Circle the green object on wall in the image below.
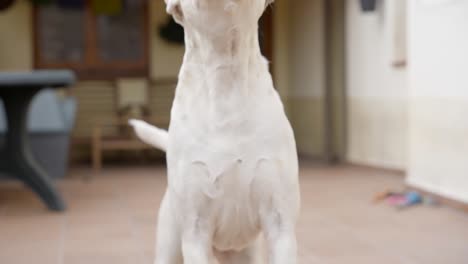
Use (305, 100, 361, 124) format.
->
(91, 0, 122, 16)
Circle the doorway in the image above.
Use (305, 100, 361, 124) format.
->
(282, 0, 346, 162)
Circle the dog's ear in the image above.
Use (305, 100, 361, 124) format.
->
(166, 0, 184, 25)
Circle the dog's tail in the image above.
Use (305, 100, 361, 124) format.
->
(128, 119, 168, 152)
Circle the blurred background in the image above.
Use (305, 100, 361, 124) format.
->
(0, 0, 467, 263)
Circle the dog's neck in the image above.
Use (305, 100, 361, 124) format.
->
(178, 24, 268, 97)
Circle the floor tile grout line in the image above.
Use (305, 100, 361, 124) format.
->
(313, 212, 419, 264)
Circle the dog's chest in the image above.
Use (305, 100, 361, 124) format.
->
(208, 159, 263, 252)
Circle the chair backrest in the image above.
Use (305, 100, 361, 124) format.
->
(116, 78, 150, 124)
(116, 78, 148, 110)
(0, 89, 75, 133)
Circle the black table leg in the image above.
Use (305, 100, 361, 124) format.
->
(2, 90, 66, 211)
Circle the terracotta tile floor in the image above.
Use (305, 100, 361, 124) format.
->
(0, 164, 467, 264)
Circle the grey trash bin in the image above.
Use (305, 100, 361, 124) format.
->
(0, 89, 77, 179)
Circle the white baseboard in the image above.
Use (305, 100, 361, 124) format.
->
(406, 177, 468, 204)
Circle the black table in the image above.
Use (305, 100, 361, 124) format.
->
(0, 70, 75, 211)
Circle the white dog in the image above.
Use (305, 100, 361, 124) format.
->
(129, 0, 300, 263)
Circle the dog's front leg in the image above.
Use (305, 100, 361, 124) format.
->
(262, 213, 297, 264)
(255, 159, 300, 264)
(154, 191, 183, 264)
(181, 217, 215, 264)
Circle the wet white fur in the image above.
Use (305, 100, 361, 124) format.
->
(129, 0, 300, 263)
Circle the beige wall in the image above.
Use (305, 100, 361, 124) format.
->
(406, 0, 468, 203)
(0, 0, 33, 71)
(345, 0, 408, 170)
